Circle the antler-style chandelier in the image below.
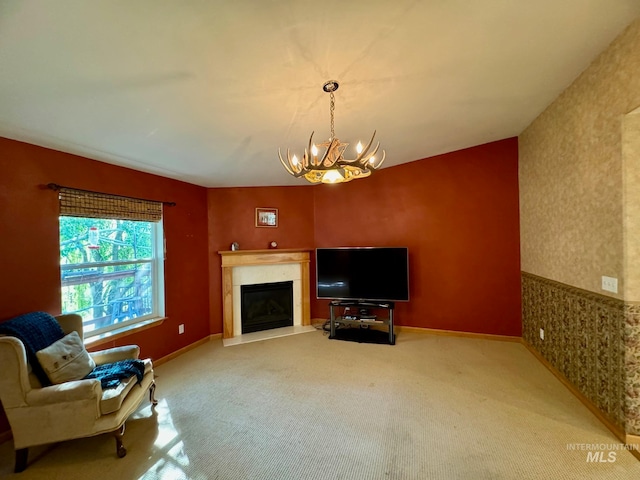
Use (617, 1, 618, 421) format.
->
(279, 80, 385, 184)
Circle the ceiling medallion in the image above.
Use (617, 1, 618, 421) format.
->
(279, 80, 385, 184)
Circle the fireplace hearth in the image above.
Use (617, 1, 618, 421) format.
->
(241, 281, 293, 334)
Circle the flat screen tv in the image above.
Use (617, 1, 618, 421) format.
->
(316, 247, 409, 302)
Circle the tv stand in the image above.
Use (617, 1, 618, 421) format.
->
(329, 300, 395, 345)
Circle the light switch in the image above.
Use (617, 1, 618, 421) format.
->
(601, 276, 618, 293)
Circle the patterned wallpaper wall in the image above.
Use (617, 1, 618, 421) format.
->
(519, 19, 640, 299)
(521, 273, 626, 431)
(519, 19, 640, 436)
(522, 273, 640, 435)
(623, 111, 640, 301)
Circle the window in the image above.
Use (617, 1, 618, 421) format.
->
(59, 216, 165, 336)
(52, 185, 167, 337)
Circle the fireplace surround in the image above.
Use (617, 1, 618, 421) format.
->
(218, 249, 311, 339)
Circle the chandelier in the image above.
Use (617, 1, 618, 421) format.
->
(279, 80, 385, 184)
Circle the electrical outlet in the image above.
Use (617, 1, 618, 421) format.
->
(179, 324, 185, 334)
(540, 328, 544, 340)
(602, 276, 618, 293)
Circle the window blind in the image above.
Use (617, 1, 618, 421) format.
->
(57, 187, 163, 222)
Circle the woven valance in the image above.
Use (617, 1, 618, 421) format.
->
(57, 187, 163, 222)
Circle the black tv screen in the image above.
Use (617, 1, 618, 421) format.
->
(316, 247, 409, 302)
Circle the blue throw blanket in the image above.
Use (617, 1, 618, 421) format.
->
(85, 359, 146, 390)
(0, 311, 65, 386)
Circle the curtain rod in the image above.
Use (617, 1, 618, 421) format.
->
(47, 183, 177, 207)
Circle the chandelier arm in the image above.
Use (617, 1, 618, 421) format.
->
(303, 149, 311, 170)
(280, 148, 308, 177)
(317, 138, 337, 168)
(357, 142, 381, 167)
(353, 130, 377, 163)
(307, 132, 316, 167)
(278, 149, 296, 175)
(288, 148, 303, 175)
(373, 150, 386, 169)
(361, 148, 385, 172)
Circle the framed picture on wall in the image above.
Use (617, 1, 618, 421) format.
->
(255, 208, 278, 227)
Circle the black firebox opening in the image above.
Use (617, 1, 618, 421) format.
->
(241, 281, 293, 334)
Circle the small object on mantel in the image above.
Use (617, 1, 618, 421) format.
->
(269, 241, 278, 249)
(230, 242, 239, 251)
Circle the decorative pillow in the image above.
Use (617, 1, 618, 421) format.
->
(36, 331, 96, 384)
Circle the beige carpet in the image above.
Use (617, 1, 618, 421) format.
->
(1, 329, 639, 479)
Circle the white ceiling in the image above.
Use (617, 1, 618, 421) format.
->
(1, 1, 639, 188)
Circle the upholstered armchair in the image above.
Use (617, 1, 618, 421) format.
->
(0, 313, 157, 472)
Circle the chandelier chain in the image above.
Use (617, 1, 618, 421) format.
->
(329, 91, 335, 140)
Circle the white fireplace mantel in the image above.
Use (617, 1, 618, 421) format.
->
(218, 249, 311, 339)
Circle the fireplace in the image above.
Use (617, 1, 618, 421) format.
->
(241, 281, 293, 334)
(218, 249, 311, 339)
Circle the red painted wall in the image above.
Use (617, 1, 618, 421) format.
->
(204, 138, 521, 337)
(312, 138, 522, 336)
(0, 135, 521, 438)
(0, 137, 211, 354)
(0, 137, 210, 433)
(207, 186, 316, 334)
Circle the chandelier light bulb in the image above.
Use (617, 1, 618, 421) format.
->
(356, 141, 363, 154)
(322, 169, 344, 183)
(311, 144, 318, 156)
(292, 154, 299, 166)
